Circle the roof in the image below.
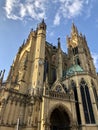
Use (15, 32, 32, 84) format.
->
(64, 64, 84, 76)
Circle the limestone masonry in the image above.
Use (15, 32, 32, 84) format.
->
(0, 20, 98, 130)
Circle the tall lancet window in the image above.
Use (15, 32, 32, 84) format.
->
(43, 59, 48, 81)
(91, 80, 98, 109)
(71, 80, 81, 124)
(80, 79, 95, 124)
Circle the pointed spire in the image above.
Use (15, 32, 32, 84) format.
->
(22, 39, 25, 46)
(84, 35, 86, 40)
(58, 37, 61, 48)
(23, 39, 25, 44)
(2, 69, 5, 80)
(72, 23, 76, 33)
(0, 70, 2, 77)
(80, 32, 82, 37)
(0, 69, 5, 83)
(38, 19, 47, 30)
(71, 22, 78, 35)
(42, 18, 45, 24)
(31, 28, 33, 32)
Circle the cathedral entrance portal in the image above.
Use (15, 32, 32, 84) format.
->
(50, 106, 70, 130)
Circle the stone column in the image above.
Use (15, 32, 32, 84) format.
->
(13, 101, 20, 124)
(8, 101, 16, 124)
(0, 101, 6, 124)
(24, 104, 28, 125)
(89, 86, 98, 123)
(77, 86, 86, 130)
(3, 100, 11, 124)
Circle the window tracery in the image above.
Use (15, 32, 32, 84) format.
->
(55, 85, 62, 92)
(71, 80, 81, 124)
(80, 79, 95, 124)
(91, 80, 98, 109)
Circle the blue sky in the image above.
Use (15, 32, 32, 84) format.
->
(0, 0, 98, 80)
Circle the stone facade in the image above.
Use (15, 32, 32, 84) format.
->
(0, 20, 98, 130)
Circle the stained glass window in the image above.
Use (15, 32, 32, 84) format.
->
(71, 80, 81, 124)
(80, 79, 95, 124)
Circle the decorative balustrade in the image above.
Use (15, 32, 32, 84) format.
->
(45, 90, 73, 100)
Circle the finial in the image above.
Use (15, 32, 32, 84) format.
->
(80, 32, 82, 36)
(31, 28, 33, 32)
(72, 23, 75, 33)
(0, 69, 5, 81)
(42, 18, 45, 23)
(37, 19, 47, 30)
(22, 39, 25, 46)
(71, 22, 78, 35)
(83, 35, 86, 40)
(58, 37, 60, 42)
(58, 37, 61, 48)
(0, 70, 2, 77)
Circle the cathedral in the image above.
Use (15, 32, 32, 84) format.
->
(0, 20, 98, 130)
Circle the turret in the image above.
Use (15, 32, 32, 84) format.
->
(57, 38, 63, 80)
(71, 23, 78, 36)
(67, 23, 96, 75)
(30, 20, 47, 94)
(37, 19, 46, 31)
(67, 23, 79, 49)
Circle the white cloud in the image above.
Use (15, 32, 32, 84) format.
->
(20, 4, 26, 18)
(4, 0, 22, 20)
(50, 31, 54, 36)
(4, 0, 47, 20)
(4, 0, 95, 24)
(54, 13, 60, 25)
(53, 0, 94, 25)
(92, 52, 98, 70)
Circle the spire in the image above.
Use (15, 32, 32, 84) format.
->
(2, 69, 5, 79)
(23, 39, 25, 45)
(42, 18, 45, 24)
(0, 69, 5, 83)
(57, 37, 62, 80)
(0, 70, 2, 77)
(58, 37, 61, 48)
(71, 22, 78, 35)
(72, 23, 75, 33)
(38, 19, 47, 30)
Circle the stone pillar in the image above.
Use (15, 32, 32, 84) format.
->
(13, 101, 20, 124)
(3, 100, 11, 124)
(24, 104, 28, 125)
(0, 101, 5, 124)
(89, 86, 98, 124)
(38, 102, 41, 130)
(8, 101, 16, 124)
(77, 86, 85, 123)
(40, 97, 45, 130)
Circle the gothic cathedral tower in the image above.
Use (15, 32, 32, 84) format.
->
(0, 20, 98, 130)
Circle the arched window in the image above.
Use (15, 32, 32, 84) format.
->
(80, 79, 95, 124)
(43, 59, 48, 81)
(76, 57, 80, 66)
(71, 80, 81, 125)
(91, 81, 98, 109)
(51, 68, 56, 84)
(72, 47, 78, 55)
